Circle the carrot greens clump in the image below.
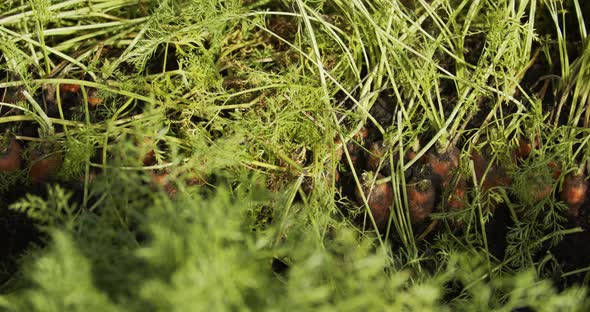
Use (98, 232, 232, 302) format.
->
(0, 0, 589, 310)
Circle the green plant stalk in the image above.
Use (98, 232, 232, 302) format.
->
(0, 25, 98, 81)
(21, 89, 54, 137)
(468, 158, 491, 272)
(395, 111, 416, 252)
(273, 174, 305, 247)
(0, 78, 154, 104)
(34, 13, 51, 75)
(0, 0, 143, 25)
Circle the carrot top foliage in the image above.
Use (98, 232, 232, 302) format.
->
(0, 0, 589, 310)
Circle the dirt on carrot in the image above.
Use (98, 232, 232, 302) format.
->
(407, 178, 435, 224)
(355, 173, 393, 231)
(561, 172, 588, 218)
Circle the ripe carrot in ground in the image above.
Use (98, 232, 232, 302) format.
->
(59, 84, 103, 106)
(355, 173, 393, 231)
(138, 137, 157, 166)
(428, 146, 459, 188)
(367, 141, 386, 171)
(513, 135, 541, 161)
(530, 182, 553, 203)
(346, 141, 363, 167)
(347, 127, 368, 166)
(354, 126, 368, 140)
(333, 137, 344, 161)
(59, 83, 81, 93)
(87, 89, 103, 107)
(88, 96, 103, 107)
(143, 150, 156, 166)
(511, 163, 555, 207)
(517, 137, 532, 159)
(150, 171, 178, 196)
(471, 150, 511, 190)
(560, 173, 588, 218)
(470, 149, 512, 214)
(548, 161, 562, 180)
(447, 180, 467, 211)
(0, 136, 22, 172)
(29, 151, 63, 184)
(407, 179, 435, 223)
(334, 127, 367, 169)
(445, 179, 468, 227)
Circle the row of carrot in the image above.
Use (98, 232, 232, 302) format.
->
(337, 129, 588, 232)
(0, 136, 62, 184)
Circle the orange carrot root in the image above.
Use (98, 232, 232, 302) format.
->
(29, 152, 63, 184)
(428, 146, 459, 188)
(561, 173, 588, 218)
(0, 137, 22, 172)
(448, 181, 466, 211)
(407, 179, 435, 223)
(355, 173, 393, 231)
(367, 141, 386, 171)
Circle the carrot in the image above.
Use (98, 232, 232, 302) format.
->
(354, 126, 368, 140)
(470, 149, 511, 214)
(517, 137, 532, 159)
(88, 96, 103, 107)
(548, 161, 562, 180)
(560, 172, 588, 218)
(514, 134, 542, 161)
(406, 150, 417, 161)
(59, 83, 81, 93)
(407, 179, 435, 223)
(530, 182, 552, 203)
(511, 161, 554, 206)
(447, 180, 466, 211)
(347, 127, 368, 167)
(346, 141, 363, 168)
(355, 173, 393, 231)
(0, 136, 22, 172)
(367, 141, 386, 171)
(139, 137, 157, 166)
(29, 151, 63, 184)
(428, 146, 459, 188)
(143, 150, 156, 166)
(471, 149, 511, 190)
(444, 179, 468, 227)
(334, 127, 368, 169)
(150, 171, 178, 196)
